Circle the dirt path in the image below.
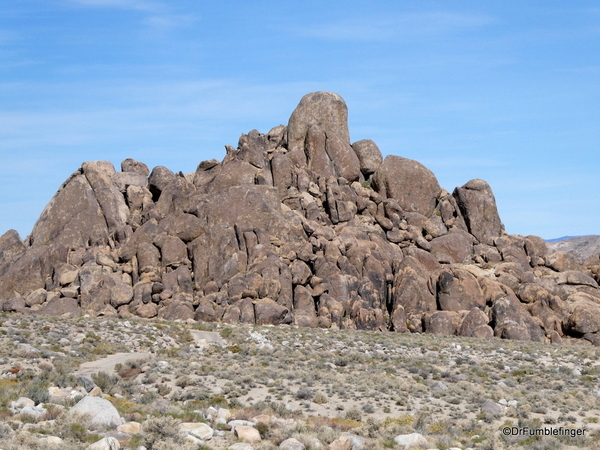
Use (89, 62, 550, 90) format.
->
(74, 331, 223, 378)
(190, 330, 225, 347)
(76, 352, 154, 378)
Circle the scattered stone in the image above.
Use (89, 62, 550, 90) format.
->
(39, 436, 65, 446)
(86, 436, 121, 450)
(229, 444, 255, 450)
(20, 405, 47, 419)
(10, 397, 34, 409)
(393, 433, 428, 449)
(77, 376, 96, 393)
(480, 399, 503, 417)
(341, 433, 366, 450)
(70, 396, 123, 429)
(235, 425, 261, 443)
(329, 436, 353, 450)
(280, 437, 306, 450)
(228, 419, 256, 429)
(180, 422, 214, 440)
(118, 421, 142, 434)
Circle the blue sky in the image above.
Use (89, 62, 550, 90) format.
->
(1, 1, 599, 240)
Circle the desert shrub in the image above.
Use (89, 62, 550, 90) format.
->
(157, 384, 172, 396)
(266, 401, 294, 418)
(120, 379, 140, 396)
(344, 408, 362, 422)
(380, 415, 415, 438)
(295, 387, 314, 400)
(220, 327, 233, 339)
(227, 344, 243, 353)
(43, 404, 63, 420)
(255, 421, 270, 438)
(112, 397, 144, 416)
(24, 380, 50, 405)
(382, 437, 396, 448)
(139, 392, 159, 405)
(91, 342, 117, 355)
(91, 371, 119, 394)
(40, 361, 77, 388)
(362, 403, 375, 414)
(316, 425, 338, 444)
(328, 418, 362, 431)
(413, 411, 430, 432)
(11, 431, 82, 450)
(0, 422, 14, 440)
(313, 392, 328, 404)
(142, 371, 158, 384)
(175, 375, 191, 388)
(0, 379, 20, 406)
(334, 357, 348, 367)
(142, 416, 184, 449)
(53, 411, 93, 442)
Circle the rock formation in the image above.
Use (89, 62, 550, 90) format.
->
(2, 91, 600, 346)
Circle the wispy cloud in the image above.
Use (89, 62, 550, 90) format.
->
(65, 0, 197, 32)
(67, 0, 162, 12)
(291, 11, 495, 42)
(143, 14, 196, 30)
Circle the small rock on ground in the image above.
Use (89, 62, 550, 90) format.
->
(228, 444, 255, 450)
(393, 432, 428, 449)
(279, 437, 306, 450)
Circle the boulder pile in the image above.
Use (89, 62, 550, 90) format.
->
(2, 91, 600, 345)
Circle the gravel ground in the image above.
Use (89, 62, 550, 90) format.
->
(1, 312, 599, 449)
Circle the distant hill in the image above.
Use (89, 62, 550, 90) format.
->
(546, 235, 600, 262)
(545, 235, 593, 243)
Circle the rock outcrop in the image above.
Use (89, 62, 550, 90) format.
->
(2, 91, 600, 346)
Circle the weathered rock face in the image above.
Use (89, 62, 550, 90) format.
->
(373, 155, 441, 217)
(2, 91, 599, 346)
(453, 179, 503, 245)
(0, 230, 26, 278)
(436, 267, 485, 312)
(351, 139, 383, 176)
(392, 256, 436, 315)
(287, 91, 350, 153)
(29, 171, 109, 249)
